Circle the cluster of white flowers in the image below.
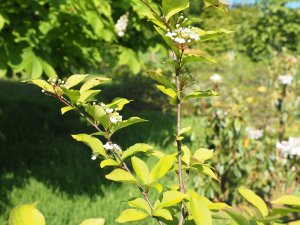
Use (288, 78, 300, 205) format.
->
(210, 74, 222, 83)
(100, 103, 123, 124)
(115, 13, 128, 37)
(165, 25, 200, 45)
(276, 137, 300, 157)
(278, 74, 293, 86)
(104, 142, 122, 152)
(246, 127, 264, 140)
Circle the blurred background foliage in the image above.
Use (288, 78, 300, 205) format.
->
(0, 0, 299, 224)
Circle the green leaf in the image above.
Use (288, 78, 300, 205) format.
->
(79, 218, 105, 225)
(182, 54, 216, 66)
(128, 198, 151, 215)
(105, 169, 137, 183)
(72, 134, 107, 159)
(153, 208, 173, 221)
(183, 90, 218, 101)
(162, 0, 190, 21)
(118, 47, 141, 75)
(131, 157, 150, 185)
(107, 98, 131, 111)
(190, 195, 212, 225)
(61, 106, 74, 115)
(80, 76, 110, 93)
(41, 60, 57, 78)
(224, 209, 249, 225)
(22, 49, 43, 79)
(78, 90, 101, 103)
(156, 85, 177, 98)
(192, 148, 214, 163)
(271, 195, 300, 206)
(0, 59, 7, 77)
(148, 71, 176, 90)
(9, 202, 45, 225)
(151, 183, 163, 193)
(197, 28, 234, 42)
(238, 188, 269, 217)
(65, 74, 88, 89)
(85, 105, 109, 129)
(182, 145, 191, 166)
(122, 143, 154, 160)
(112, 117, 147, 134)
(150, 154, 175, 182)
(62, 88, 80, 105)
(100, 159, 119, 168)
(0, 14, 5, 31)
(160, 191, 187, 208)
(115, 209, 148, 223)
(191, 164, 219, 180)
(24, 79, 54, 93)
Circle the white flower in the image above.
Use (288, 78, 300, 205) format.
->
(109, 113, 122, 123)
(174, 37, 186, 44)
(105, 108, 114, 114)
(165, 25, 200, 45)
(104, 142, 114, 150)
(210, 74, 222, 83)
(100, 102, 106, 107)
(115, 13, 129, 37)
(246, 127, 264, 140)
(278, 74, 293, 85)
(91, 154, 98, 160)
(113, 144, 122, 152)
(276, 137, 300, 157)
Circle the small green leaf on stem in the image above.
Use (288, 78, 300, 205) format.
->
(115, 209, 149, 223)
(105, 169, 137, 183)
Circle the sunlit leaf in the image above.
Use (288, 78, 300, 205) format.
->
(79, 218, 105, 225)
(190, 195, 212, 225)
(121, 143, 154, 160)
(153, 208, 173, 221)
(9, 202, 45, 225)
(115, 209, 148, 223)
(272, 195, 300, 207)
(105, 169, 137, 183)
(238, 188, 268, 217)
(183, 90, 218, 101)
(72, 134, 107, 158)
(100, 159, 119, 168)
(131, 157, 150, 185)
(160, 191, 187, 208)
(150, 154, 175, 182)
(65, 74, 88, 89)
(128, 198, 151, 215)
(162, 0, 189, 21)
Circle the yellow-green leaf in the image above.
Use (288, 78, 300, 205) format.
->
(24, 79, 54, 93)
(79, 218, 105, 225)
(100, 159, 119, 168)
(128, 198, 151, 215)
(121, 143, 153, 160)
(65, 74, 88, 89)
(192, 148, 214, 163)
(131, 157, 150, 185)
(150, 154, 175, 182)
(190, 196, 212, 225)
(105, 169, 137, 183)
(9, 202, 45, 225)
(61, 106, 74, 115)
(238, 188, 268, 217)
(271, 195, 300, 206)
(79, 76, 110, 93)
(162, 0, 189, 21)
(160, 191, 187, 208)
(115, 209, 148, 223)
(155, 85, 177, 98)
(72, 134, 107, 158)
(153, 208, 173, 221)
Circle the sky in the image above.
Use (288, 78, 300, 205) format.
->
(228, 0, 300, 8)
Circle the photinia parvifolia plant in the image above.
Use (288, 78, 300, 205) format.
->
(9, 0, 300, 225)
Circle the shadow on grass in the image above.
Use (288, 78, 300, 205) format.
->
(0, 78, 175, 212)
